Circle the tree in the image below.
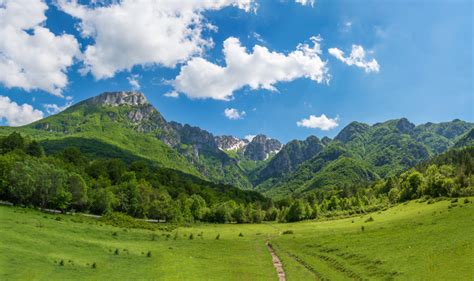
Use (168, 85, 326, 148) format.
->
(62, 147, 86, 166)
(400, 170, 425, 201)
(26, 141, 44, 157)
(1, 132, 24, 153)
(388, 188, 400, 203)
(189, 194, 206, 220)
(90, 187, 116, 214)
(68, 173, 89, 211)
(286, 200, 306, 222)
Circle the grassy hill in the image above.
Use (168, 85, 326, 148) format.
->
(1, 198, 472, 280)
(257, 118, 473, 198)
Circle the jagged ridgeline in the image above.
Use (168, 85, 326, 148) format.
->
(0, 91, 282, 190)
(0, 91, 472, 200)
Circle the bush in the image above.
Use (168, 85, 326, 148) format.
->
(114, 248, 119, 255)
(59, 260, 64, 266)
(91, 262, 96, 269)
(282, 230, 294, 235)
(189, 234, 194, 240)
(147, 251, 152, 257)
(215, 234, 220, 240)
(464, 198, 470, 204)
(361, 226, 365, 231)
(365, 216, 374, 222)
(238, 232, 244, 237)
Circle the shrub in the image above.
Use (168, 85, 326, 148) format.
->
(361, 226, 365, 231)
(451, 198, 458, 203)
(464, 198, 470, 204)
(147, 251, 152, 258)
(91, 262, 96, 269)
(215, 234, 220, 240)
(282, 230, 294, 235)
(365, 216, 374, 222)
(55, 217, 62, 221)
(114, 248, 119, 255)
(59, 260, 64, 266)
(189, 234, 194, 240)
(112, 232, 118, 237)
(238, 232, 244, 237)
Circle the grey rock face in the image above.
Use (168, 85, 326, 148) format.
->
(86, 91, 148, 107)
(255, 135, 324, 184)
(215, 135, 249, 151)
(244, 134, 282, 161)
(170, 122, 218, 150)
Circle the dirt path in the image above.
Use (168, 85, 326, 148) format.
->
(266, 241, 286, 281)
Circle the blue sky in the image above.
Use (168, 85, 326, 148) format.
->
(0, 0, 472, 143)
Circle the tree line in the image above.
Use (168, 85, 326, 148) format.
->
(0, 132, 472, 224)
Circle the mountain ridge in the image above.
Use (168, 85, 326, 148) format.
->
(0, 90, 472, 198)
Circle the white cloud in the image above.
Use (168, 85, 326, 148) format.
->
(127, 74, 140, 90)
(57, 0, 256, 80)
(328, 45, 380, 73)
(0, 0, 80, 96)
(244, 135, 256, 142)
(297, 114, 338, 130)
(295, 0, 315, 7)
(224, 108, 246, 120)
(164, 91, 179, 98)
(0, 95, 44, 126)
(173, 36, 329, 100)
(43, 101, 72, 115)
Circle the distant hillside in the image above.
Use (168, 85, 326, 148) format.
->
(257, 118, 473, 199)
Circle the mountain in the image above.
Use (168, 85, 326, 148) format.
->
(253, 135, 324, 185)
(215, 135, 249, 151)
(256, 118, 473, 199)
(0, 91, 471, 199)
(454, 128, 474, 148)
(0, 91, 256, 188)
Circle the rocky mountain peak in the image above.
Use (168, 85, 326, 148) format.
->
(86, 91, 148, 107)
(244, 134, 282, 161)
(395, 118, 415, 134)
(215, 135, 249, 151)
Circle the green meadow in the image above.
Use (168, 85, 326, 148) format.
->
(1, 198, 473, 281)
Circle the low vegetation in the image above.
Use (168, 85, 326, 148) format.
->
(0, 198, 472, 280)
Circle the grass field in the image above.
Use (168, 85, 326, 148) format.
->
(1, 198, 473, 280)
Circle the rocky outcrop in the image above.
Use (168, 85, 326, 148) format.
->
(85, 91, 148, 107)
(244, 134, 282, 161)
(215, 135, 249, 151)
(255, 135, 324, 184)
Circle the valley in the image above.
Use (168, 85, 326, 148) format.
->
(1, 198, 472, 280)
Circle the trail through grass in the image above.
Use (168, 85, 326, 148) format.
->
(1, 198, 473, 280)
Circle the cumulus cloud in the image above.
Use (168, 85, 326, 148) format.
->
(328, 45, 380, 73)
(173, 36, 329, 100)
(43, 101, 73, 115)
(297, 114, 338, 130)
(57, 0, 256, 80)
(164, 91, 179, 98)
(127, 74, 140, 90)
(224, 108, 246, 120)
(295, 0, 315, 6)
(0, 0, 80, 96)
(0, 96, 44, 126)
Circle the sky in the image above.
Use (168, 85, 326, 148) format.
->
(0, 0, 472, 143)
